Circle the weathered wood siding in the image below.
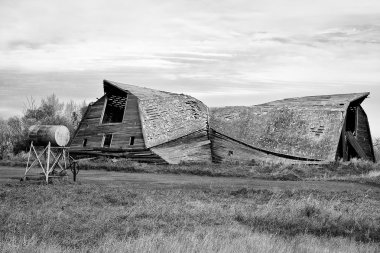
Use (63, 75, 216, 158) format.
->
(104, 80, 209, 149)
(70, 93, 145, 149)
(356, 105, 375, 161)
(139, 96, 209, 148)
(210, 129, 271, 163)
(210, 106, 344, 161)
(70, 148, 167, 164)
(209, 129, 320, 163)
(151, 129, 211, 164)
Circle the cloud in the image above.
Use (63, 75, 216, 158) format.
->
(1, 0, 380, 136)
(312, 24, 380, 45)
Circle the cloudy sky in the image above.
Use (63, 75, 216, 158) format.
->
(1, 0, 380, 136)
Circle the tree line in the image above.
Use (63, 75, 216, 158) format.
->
(0, 94, 87, 159)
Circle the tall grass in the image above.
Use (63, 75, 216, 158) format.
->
(1, 227, 379, 253)
(1, 155, 379, 181)
(235, 194, 380, 242)
(0, 182, 379, 252)
(74, 158, 380, 181)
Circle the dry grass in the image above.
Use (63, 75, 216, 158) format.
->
(0, 181, 379, 252)
(2, 227, 379, 253)
(1, 156, 379, 182)
(75, 158, 380, 185)
(310, 160, 380, 187)
(235, 193, 380, 242)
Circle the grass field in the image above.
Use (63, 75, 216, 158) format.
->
(1, 156, 379, 181)
(0, 164, 380, 252)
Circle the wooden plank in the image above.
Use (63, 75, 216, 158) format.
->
(69, 104, 91, 147)
(71, 91, 146, 150)
(209, 129, 322, 163)
(342, 115, 348, 161)
(346, 132, 368, 159)
(355, 106, 375, 161)
(69, 149, 167, 164)
(151, 129, 212, 164)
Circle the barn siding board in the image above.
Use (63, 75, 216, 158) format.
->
(209, 129, 321, 163)
(210, 129, 270, 163)
(151, 129, 211, 164)
(139, 97, 208, 148)
(86, 97, 106, 119)
(210, 107, 343, 161)
(70, 92, 145, 150)
(105, 80, 209, 148)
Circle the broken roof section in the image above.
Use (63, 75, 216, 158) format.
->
(104, 80, 209, 148)
(260, 93, 370, 109)
(210, 92, 370, 161)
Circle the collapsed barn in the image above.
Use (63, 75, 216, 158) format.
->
(69, 80, 211, 164)
(69, 81, 375, 164)
(210, 93, 375, 163)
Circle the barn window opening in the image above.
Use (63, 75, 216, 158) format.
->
(102, 94, 127, 124)
(129, 136, 135, 146)
(102, 134, 113, 148)
(82, 138, 88, 147)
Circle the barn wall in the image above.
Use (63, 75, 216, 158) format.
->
(139, 96, 209, 148)
(150, 129, 211, 164)
(210, 106, 344, 161)
(210, 129, 270, 163)
(70, 93, 145, 150)
(356, 105, 375, 161)
(209, 129, 317, 163)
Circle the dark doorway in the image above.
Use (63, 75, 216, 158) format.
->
(338, 105, 361, 161)
(346, 106, 357, 134)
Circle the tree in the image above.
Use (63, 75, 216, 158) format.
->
(374, 138, 380, 162)
(0, 119, 12, 159)
(6, 116, 28, 154)
(374, 138, 380, 149)
(3, 94, 89, 156)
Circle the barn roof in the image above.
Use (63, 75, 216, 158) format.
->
(103, 80, 209, 148)
(104, 80, 177, 100)
(210, 92, 370, 161)
(259, 92, 369, 109)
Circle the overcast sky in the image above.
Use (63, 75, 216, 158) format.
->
(0, 0, 380, 136)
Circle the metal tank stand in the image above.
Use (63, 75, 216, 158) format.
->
(24, 141, 69, 183)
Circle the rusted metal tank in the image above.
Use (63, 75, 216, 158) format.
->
(28, 125, 70, 147)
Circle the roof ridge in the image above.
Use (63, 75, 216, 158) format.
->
(103, 79, 181, 100)
(257, 92, 370, 107)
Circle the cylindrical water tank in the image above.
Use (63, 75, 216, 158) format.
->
(28, 125, 70, 147)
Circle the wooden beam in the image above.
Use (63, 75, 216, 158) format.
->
(359, 105, 376, 162)
(355, 106, 359, 135)
(99, 96, 108, 125)
(122, 93, 129, 123)
(342, 117, 348, 161)
(346, 131, 368, 160)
